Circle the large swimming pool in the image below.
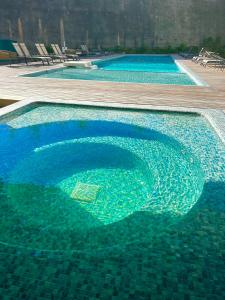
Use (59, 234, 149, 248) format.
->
(0, 102, 225, 298)
(23, 55, 200, 86)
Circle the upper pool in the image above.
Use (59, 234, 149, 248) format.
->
(23, 55, 200, 86)
(94, 55, 180, 72)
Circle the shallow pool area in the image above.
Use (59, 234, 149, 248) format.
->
(23, 55, 199, 86)
(0, 102, 225, 299)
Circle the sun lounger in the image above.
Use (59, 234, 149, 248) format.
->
(80, 44, 103, 56)
(192, 49, 215, 63)
(20, 43, 53, 65)
(81, 44, 89, 55)
(54, 44, 80, 61)
(194, 51, 216, 64)
(13, 42, 52, 65)
(12, 42, 29, 64)
(201, 54, 225, 67)
(35, 43, 62, 62)
(51, 44, 79, 61)
(192, 48, 205, 62)
(50, 44, 68, 61)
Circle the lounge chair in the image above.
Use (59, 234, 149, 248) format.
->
(54, 44, 80, 61)
(216, 60, 225, 71)
(201, 54, 225, 68)
(192, 48, 205, 62)
(12, 42, 29, 64)
(51, 44, 79, 61)
(81, 44, 89, 55)
(13, 42, 52, 65)
(35, 43, 62, 62)
(20, 43, 53, 65)
(194, 50, 216, 64)
(80, 44, 103, 56)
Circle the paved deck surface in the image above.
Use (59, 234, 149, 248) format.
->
(0, 57, 224, 111)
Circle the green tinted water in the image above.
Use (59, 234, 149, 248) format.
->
(0, 104, 224, 299)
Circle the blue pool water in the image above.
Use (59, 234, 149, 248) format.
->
(24, 55, 197, 85)
(0, 103, 225, 299)
(95, 55, 180, 72)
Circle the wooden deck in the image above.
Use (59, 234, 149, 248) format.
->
(0, 58, 224, 111)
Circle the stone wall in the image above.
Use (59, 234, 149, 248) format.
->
(0, 0, 225, 49)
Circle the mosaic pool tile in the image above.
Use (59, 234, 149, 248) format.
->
(0, 103, 225, 299)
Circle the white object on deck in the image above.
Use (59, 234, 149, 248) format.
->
(64, 61, 92, 68)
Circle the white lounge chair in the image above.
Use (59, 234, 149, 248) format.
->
(54, 44, 80, 61)
(51, 44, 79, 61)
(201, 54, 225, 67)
(80, 44, 102, 56)
(81, 44, 89, 55)
(13, 42, 52, 65)
(192, 48, 205, 62)
(193, 50, 216, 64)
(35, 43, 62, 62)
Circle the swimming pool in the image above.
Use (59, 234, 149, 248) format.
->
(23, 55, 201, 86)
(0, 102, 225, 299)
(94, 55, 180, 72)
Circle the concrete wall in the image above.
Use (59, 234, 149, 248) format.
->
(0, 0, 225, 49)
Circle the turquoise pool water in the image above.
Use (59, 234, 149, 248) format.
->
(0, 103, 225, 299)
(94, 55, 180, 72)
(24, 55, 197, 85)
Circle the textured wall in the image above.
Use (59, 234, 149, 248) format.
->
(0, 0, 225, 48)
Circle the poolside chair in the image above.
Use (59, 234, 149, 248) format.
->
(54, 44, 80, 61)
(200, 54, 225, 68)
(35, 43, 62, 62)
(193, 50, 216, 64)
(216, 60, 225, 71)
(12, 42, 29, 64)
(192, 48, 205, 62)
(13, 42, 52, 65)
(50, 44, 68, 61)
(20, 43, 53, 65)
(51, 44, 79, 61)
(81, 44, 89, 55)
(80, 44, 103, 56)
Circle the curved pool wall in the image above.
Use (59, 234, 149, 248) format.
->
(0, 100, 225, 299)
(0, 100, 224, 250)
(22, 55, 204, 86)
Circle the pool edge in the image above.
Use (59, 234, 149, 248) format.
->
(0, 98, 225, 145)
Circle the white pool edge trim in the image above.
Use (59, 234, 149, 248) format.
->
(0, 98, 224, 145)
(172, 55, 207, 87)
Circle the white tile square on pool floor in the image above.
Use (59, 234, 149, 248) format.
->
(71, 182, 101, 202)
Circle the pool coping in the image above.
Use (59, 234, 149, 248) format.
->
(19, 54, 207, 87)
(0, 98, 225, 146)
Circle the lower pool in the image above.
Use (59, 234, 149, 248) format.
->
(0, 102, 225, 299)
